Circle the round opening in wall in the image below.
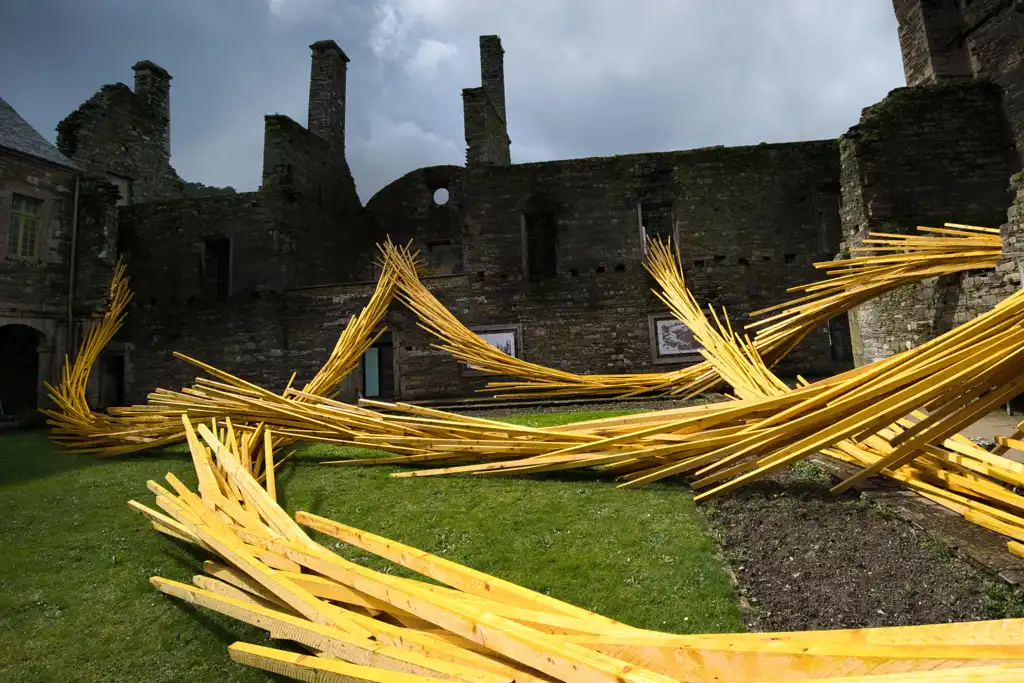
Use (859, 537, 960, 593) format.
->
(432, 188, 450, 206)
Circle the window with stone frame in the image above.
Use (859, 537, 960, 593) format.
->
(8, 194, 43, 258)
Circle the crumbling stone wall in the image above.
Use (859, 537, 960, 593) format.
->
(958, 0, 1024, 159)
(116, 193, 280, 307)
(56, 63, 184, 203)
(462, 35, 511, 166)
(72, 174, 121, 313)
(458, 140, 845, 376)
(840, 81, 1020, 365)
(261, 114, 366, 286)
(365, 165, 464, 276)
(892, 0, 1024, 161)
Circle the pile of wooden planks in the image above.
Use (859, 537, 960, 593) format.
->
(42, 225, 1024, 555)
(43, 224, 1002, 454)
(133, 416, 1024, 682)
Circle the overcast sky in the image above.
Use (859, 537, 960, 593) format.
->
(0, 0, 906, 202)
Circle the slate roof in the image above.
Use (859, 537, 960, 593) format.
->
(0, 96, 77, 170)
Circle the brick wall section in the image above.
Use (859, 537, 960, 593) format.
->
(56, 83, 183, 202)
(1003, 173, 1024, 278)
(462, 88, 511, 166)
(892, 0, 975, 85)
(72, 174, 121, 313)
(840, 81, 1020, 365)
(116, 193, 280, 307)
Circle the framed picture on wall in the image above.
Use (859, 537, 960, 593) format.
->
(464, 324, 523, 375)
(648, 314, 702, 365)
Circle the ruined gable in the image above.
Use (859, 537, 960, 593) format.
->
(57, 66, 184, 203)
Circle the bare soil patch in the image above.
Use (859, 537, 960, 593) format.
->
(700, 462, 1024, 631)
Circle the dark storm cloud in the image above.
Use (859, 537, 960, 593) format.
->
(0, 1, 907, 201)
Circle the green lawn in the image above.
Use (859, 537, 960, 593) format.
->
(0, 412, 744, 683)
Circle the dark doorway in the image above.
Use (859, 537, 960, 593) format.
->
(98, 352, 126, 409)
(523, 212, 557, 280)
(0, 324, 42, 415)
(828, 314, 854, 364)
(361, 333, 395, 399)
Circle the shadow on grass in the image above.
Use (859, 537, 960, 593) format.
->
(162, 600, 295, 681)
(0, 430, 105, 488)
(0, 431, 190, 489)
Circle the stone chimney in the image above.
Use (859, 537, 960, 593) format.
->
(891, 0, 973, 86)
(132, 60, 172, 159)
(479, 35, 506, 122)
(308, 39, 350, 154)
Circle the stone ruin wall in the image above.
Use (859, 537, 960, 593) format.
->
(839, 81, 1022, 366)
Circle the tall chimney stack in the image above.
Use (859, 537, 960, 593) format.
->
(132, 60, 172, 160)
(308, 39, 350, 154)
(479, 35, 506, 122)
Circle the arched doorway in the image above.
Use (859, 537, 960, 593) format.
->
(0, 324, 44, 416)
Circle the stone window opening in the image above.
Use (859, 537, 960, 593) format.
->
(432, 187, 450, 206)
(8, 194, 43, 259)
(638, 202, 676, 258)
(522, 211, 557, 280)
(813, 182, 841, 254)
(107, 174, 132, 207)
(200, 237, 232, 301)
(426, 239, 463, 276)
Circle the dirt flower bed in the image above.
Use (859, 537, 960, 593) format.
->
(700, 461, 1024, 632)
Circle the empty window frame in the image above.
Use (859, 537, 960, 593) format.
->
(201, 237, 231, 301)
(522, 211, 557, 279)
(638, 203, 676, 257)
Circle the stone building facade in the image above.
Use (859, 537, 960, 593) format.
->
(0, 97, 81, 418)
(3, 0, 1021, 410)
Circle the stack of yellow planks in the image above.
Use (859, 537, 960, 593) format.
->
(134, 416, 1024, 682)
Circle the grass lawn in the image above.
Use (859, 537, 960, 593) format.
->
(0, 411, 744, 683)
